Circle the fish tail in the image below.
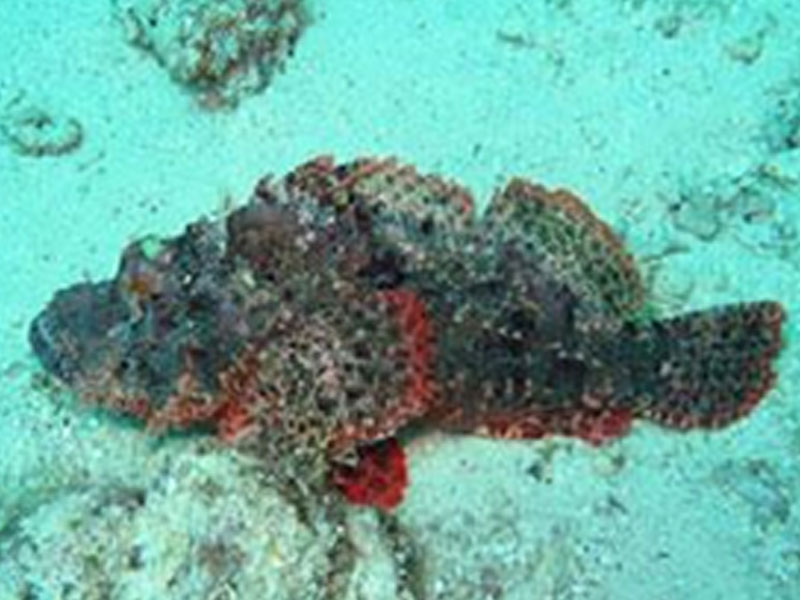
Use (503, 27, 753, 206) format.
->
(620, 301, 785, 429)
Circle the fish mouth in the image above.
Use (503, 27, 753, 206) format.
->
(29, 309, 76, 382)
(29, 281, 127, 384)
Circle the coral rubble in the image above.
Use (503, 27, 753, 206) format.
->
(1, 93, 83, 157)
(0, 448, 419, 599)
(112, 0, 310, 108)
(0, 451, 331, 599)
(667, 151, 800, 268)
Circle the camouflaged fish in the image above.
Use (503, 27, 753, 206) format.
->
(29, 156, 785, 508)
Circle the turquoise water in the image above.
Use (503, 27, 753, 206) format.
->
(1, 1, 798, 598)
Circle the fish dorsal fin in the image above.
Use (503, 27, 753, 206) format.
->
(345, 158, 476, 232)
(281, 156, 475, 236)
(484, 178, 644, 320)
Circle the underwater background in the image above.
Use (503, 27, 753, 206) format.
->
(1, 0, 798, 598)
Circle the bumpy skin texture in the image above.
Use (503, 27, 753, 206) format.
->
(30, 156, 786, 507)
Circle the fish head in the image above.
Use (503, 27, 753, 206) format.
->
(29, 280, 129, 386)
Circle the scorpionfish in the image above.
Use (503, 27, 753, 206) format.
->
(29, 156, 786, 510)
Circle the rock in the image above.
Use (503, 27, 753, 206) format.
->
(0, 441, 426, 599)
(724, 32, 765, 65)
(664, 152, 800, 268)
(0, 450, 334, 599)
(728, 152, 800, 265)
(667, 184, 725, 241)
(111, 0, 310, 108)
(1, 93, 83, 157)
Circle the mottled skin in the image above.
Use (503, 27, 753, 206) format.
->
(30, 156, 785, 505)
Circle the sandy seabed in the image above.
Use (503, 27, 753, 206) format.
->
(1, 1, 798, 598)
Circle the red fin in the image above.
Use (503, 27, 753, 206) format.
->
(331, 438, 409, 511)
(214, 397, 256, 443)
(570, 408, 633, 445)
